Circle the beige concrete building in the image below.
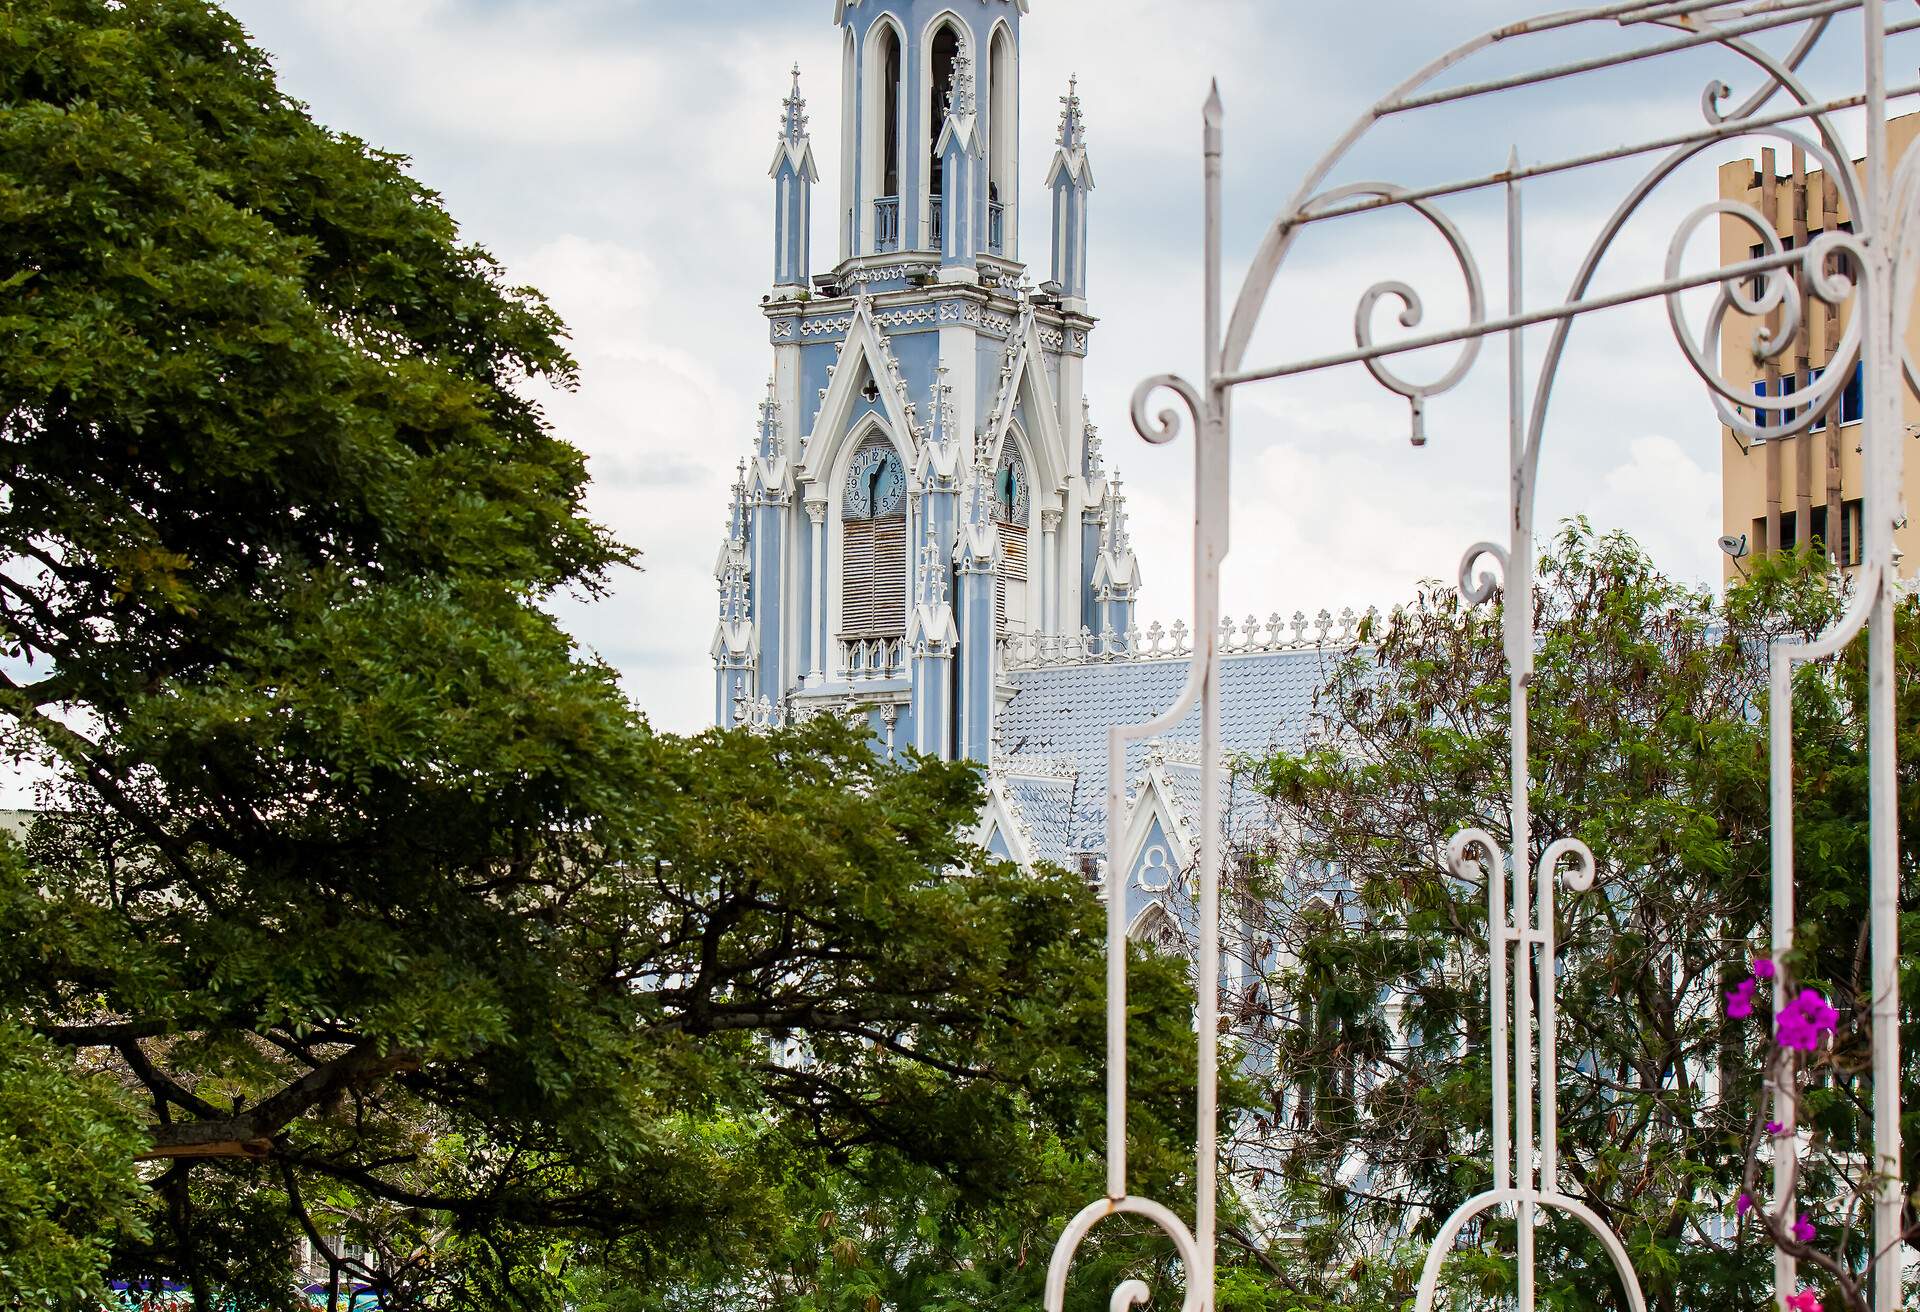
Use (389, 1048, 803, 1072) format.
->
(1718, 113, 1920, 584)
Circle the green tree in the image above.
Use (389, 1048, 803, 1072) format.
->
(1233, 525, 1919, 1312)
(0, 2, 1201, 1308)
(0, 1006, 147, 1309)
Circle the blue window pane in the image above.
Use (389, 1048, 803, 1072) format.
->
(1843, 362, 1864, 424)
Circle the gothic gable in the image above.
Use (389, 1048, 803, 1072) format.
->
(973, 774, 1037, 867)
(979, 306, 1069, 496)
(798, 297, 924, 488)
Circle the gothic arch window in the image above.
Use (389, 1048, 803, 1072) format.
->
(840, 26, 856, 258)
(993, 442, 1029, 635)
(926, 19, 962, 229)
(841, 436, 908, 639)
(881, 25, 903, 197)
(862, 18, 906, 251)
(988, 23, 1016, 254)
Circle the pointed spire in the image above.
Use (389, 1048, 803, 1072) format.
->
(781, 64, 809, 144)
(756, 376, 782, 462)
(718, 549, 750, 626)
(964, 438, 995, 528)
(1104, 470, 1132, 556)
(725, 460, 749, 537)
(918, 510, 949, 608)
(1083, 401, 1104, 477)
(1057, 73, 1085, 151)
(930, 364, 956, 451)
(946, 42, 976, 119)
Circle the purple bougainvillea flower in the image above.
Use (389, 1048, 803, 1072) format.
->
(1777, 989, 1840, 1053)
(1727, 977, 1757, 1019)
(1736, 1192, 1753, 1216)
(1793, 1213, 1817, 1244)
(1765, 1120, 1784, 1136)
(1754, 957, 1778, 980)
(1786, 1289, 1822, 1312)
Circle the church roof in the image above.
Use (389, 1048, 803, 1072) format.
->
(998, 643, 1356, 865)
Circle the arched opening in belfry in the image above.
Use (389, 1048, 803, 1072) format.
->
(863, 18, 906, 252)
(927, 21, 962, 233)
(881, 25, 902, 198)
(988, 25, 1015, 255)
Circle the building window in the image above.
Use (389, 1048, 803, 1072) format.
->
(993, 446, 1029, 635)
(1840, 497, 1864, 566)
(1810, 366, 1826, 430)
(1749, 236, 1796, 300)
(882, 25, 902, 198)
(988, 26, 1016, 255)
(1823, 219, 1857, 283)
(1841, 361, 1864, 425)
(842, 438, 907, 638)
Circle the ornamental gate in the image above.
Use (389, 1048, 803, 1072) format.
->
(1043, 4, 1912, 1310)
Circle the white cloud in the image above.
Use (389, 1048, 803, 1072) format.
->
(1587, 434, 1722, 583)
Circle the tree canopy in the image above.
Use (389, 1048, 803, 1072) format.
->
(1230, 526, 1919, 1312)
(0, 3, 1202, 1308)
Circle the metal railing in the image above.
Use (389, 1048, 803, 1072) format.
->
(874, 196, 900, 252)
(930, 195, 944, 250)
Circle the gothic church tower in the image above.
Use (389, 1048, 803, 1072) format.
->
(715, 0, 1137, 764)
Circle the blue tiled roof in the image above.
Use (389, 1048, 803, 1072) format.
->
(1001, 773, 1085, 862)
(1000, 647, 1349, 865)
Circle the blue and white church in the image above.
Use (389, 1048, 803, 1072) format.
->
(716, 0, 1352, 937)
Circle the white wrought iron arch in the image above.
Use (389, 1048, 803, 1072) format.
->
(1048, 6, 1918, 1312)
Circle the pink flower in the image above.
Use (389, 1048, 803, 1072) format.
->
(1786, 1289, 1823, 1312)
(1777, 989, 1840, 1053)
(1793, 1213, 1817, 1244)
(1736, 1192, 1753, 1216)
(1754, 956, 1778, 980)
(1765, 1120, 1784, 1136)
(1727, 977, 1757, 1019)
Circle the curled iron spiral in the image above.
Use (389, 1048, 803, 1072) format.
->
(1130, 373, 1206, 446)
(1458, 541, 1510, 606)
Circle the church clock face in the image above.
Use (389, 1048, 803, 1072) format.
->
(845, 442, 906, 519)
(994, 448, 1029, 523)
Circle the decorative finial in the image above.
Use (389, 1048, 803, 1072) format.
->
(1057, 74, 1085, 150)
(781, 64, 809, 143)
(947, 43, 975, 119)
(918, 512, 949, 608)
(1104, 470, 1132, 555)
(757, 376, 783, 460)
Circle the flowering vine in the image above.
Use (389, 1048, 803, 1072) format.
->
(1724, 953, 1863, 1312)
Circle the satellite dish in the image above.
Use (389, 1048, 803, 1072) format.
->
(1718, 533, 1749, 560)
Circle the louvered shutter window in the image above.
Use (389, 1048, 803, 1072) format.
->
(843, 516, 906, 636)
(997, 523, 1028, 636)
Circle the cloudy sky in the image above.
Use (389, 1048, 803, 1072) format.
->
(217, 0, 1896, 733)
